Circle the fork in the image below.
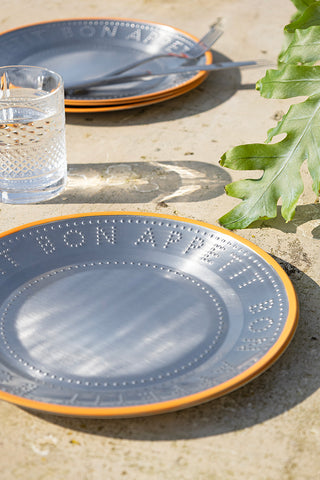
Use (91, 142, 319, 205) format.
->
(103, 25, 223, 78)
(66, 60, 269, 93)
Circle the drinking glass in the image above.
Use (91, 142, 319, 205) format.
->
(0, 65, 67, 203)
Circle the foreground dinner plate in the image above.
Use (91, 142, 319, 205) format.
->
(0, 18, 211, 106)
(0, 212, 298, 417)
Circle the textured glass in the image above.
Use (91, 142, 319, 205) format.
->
(0, 66, 67, 203)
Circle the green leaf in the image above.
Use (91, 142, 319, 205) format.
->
(278, 1, 316, 61)
(257, 64, 320, 98)
(219, 94, 320, 229)
(290, 0, 318, 13)
(278, 31, 296, 64)
(279, 25, 320, 64)
(285, 3, 320, 31)
(220, 1, 320, 229)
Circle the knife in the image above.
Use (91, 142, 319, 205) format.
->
(65, 60, 271, 95)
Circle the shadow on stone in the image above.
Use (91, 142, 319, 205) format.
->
(255, 204, 320, 238)
(45, 160, 231, 204)
(65, 51, 251, 126)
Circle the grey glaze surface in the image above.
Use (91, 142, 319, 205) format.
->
(0, 19, 208, 101)
(0, 214, 294, 414)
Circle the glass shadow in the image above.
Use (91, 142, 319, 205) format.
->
(47, 160, 232, 204)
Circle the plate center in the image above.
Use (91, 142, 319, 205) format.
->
(23, 47, 163, 93)
(0, 261, 227, 385)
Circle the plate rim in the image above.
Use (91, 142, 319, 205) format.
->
(64, 79, 203, 112)
(0, 211, 299, 417)
(0, 17, 212, 106)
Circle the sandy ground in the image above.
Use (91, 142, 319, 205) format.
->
(1, 0, 320, 479)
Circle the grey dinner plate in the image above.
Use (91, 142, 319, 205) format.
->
(0, 19, 209, 104)
(0, 213, 298, 417)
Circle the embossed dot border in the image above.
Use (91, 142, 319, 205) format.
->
(0, 217, 287, 311)
(0, 216, 234, 253)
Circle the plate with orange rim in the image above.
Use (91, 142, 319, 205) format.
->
(64, 82, 200, 113)
(0, 18, 212, 107)
(0, 212, 298, 418)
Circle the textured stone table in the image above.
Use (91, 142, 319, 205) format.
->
(0, 1, 319, 479)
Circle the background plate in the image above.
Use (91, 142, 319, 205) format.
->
(0, 18, 211, 106)
(64, 81, 201, 112)
(0, 212, 298, 417)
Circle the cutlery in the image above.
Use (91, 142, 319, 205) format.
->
(104, 25, 223, 78)
(66, 60, 270, 94)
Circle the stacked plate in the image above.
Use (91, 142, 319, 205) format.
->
(0, 18, 212, 112)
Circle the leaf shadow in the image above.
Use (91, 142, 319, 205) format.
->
(255, 204, 320, 238)
(26, 257, 320, 441)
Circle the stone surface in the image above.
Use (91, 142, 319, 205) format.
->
(1, 1, 320, 479)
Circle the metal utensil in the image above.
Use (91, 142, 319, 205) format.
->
(104, 25, 223, 78)
(66, 60, 270, 94)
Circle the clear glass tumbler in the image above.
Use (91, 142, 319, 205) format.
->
(0, 65, 67, 203)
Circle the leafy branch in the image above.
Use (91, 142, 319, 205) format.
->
(219, 0, 320, 229)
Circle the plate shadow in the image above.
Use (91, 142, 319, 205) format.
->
(65, 51, 257, 125)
